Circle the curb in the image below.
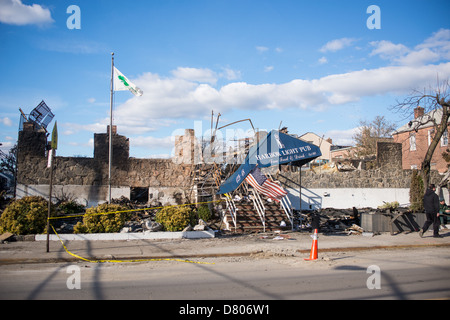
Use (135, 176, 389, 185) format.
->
(1, 243, 449, 266)
(296, 242, 450, 254)
(35, 230, 216, 241)
(0, 251, 257, 265)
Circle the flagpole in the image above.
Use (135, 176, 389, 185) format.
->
(109, 52, 114, 204)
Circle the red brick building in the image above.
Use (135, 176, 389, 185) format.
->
(392, 106, 450, 173)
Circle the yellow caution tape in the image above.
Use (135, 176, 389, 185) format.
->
(50, 225, 214, 265)
(47, 199, 225, 264)
(48, 199, 225, 221)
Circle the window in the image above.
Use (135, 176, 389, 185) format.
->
(130, 187, 149, 203)
(410, 133, 416, 151)
(441, 130, 448, 147)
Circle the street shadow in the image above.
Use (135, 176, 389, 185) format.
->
(84, 241, 105, 300)
(83, 238, 283, 299)
(191, 260, 283, 299)
(27, 263, 71, 300)
(333, 265, 408, 299)
(334, 265, 365, 271)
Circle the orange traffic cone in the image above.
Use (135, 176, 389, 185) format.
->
(304, 228, 318, 261)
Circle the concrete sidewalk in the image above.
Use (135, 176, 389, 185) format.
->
(1, 229, 449, 264)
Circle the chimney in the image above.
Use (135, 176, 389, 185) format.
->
(414, 106, 424, 119)
(107, 125, 117, 135)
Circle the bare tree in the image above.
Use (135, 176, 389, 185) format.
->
(353, 116, 396, 157)
(391, 79, 450, 189)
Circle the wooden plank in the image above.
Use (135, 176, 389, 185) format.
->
(0, 232, 14, 242)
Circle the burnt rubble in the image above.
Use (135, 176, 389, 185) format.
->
(298, 207, 361, 234)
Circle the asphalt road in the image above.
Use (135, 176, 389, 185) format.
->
(1, 247, 449, 300)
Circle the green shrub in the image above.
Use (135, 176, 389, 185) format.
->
(197, 204, 211, 222)
(155, 206, 194, 231)
(57, 200, 85, 215)
(409, 169, 424, 213)
(74, 203, 130, 233)
(0, 196, 55, 235)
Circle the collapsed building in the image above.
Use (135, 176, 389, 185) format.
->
(16, 116, 445, 233)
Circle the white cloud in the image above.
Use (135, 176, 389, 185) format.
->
(418, 28, 450, 53)
(171, 67, 218, 85)
(128, 135, 174, 159)
(1, 117, 13, 127)
(369, 40, 410, 59)
(64, 30, 449, 137)
(130, 135, 173, 149)
(111, 61, 450, 137)
(0, 141, 14, 153)
(264, 66, 274, 72)
(318, 56, 328, 64)
(68, 138, 93, 148)
(320, 38, 357, 53)
(397, 48, 440, 66)
(62, 122, 106, 136)
(256, 46, 269, 53)
(370, 28, 450, 66)
(220, 67, 241, 81)
(0, 0, 54, 26)
(325, 127, 360, 146)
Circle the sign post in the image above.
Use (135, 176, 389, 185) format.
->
(46, 122, 57, 253)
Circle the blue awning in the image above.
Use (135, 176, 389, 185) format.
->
(217, 130, 321, 195)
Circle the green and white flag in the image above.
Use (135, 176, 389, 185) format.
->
(51, 121, 58, 150)
(113, 67, 143, 96)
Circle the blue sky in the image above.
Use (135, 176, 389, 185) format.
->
(1, 0, 450, 158)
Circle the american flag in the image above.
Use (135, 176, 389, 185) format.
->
(245, 167, 288, 202)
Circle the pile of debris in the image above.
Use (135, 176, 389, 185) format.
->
(300, 207, 366, 235)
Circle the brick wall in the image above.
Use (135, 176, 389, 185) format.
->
(393, 125, 450, 173)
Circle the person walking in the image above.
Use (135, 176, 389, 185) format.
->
(420, 184, 443, 238)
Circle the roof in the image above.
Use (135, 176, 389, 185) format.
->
(299, 132, 332, 146)
(393, 108, 448, 135)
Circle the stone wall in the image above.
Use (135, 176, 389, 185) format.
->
(278, 163, 441, 190)
(274, 141, 443, 210)
(16, 123, 194, 206)
(276, 141, 439, 190)
(293, 168, 414, 189)
(376, 141, 402, 170)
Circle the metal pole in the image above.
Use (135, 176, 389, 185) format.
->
(299, 165, 302, 211)
(46, 149, 54, 253)
(108, 52, 114, 204)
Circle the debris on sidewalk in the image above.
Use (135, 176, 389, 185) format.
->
(346, 224, 364, 235)
(0, 232, 13, 243)
(259, 231, 294, 240)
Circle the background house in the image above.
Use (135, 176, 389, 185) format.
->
(330, 146, 358, 161)
(393, 106, 450, 173)
(298, 132, 332, 163)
